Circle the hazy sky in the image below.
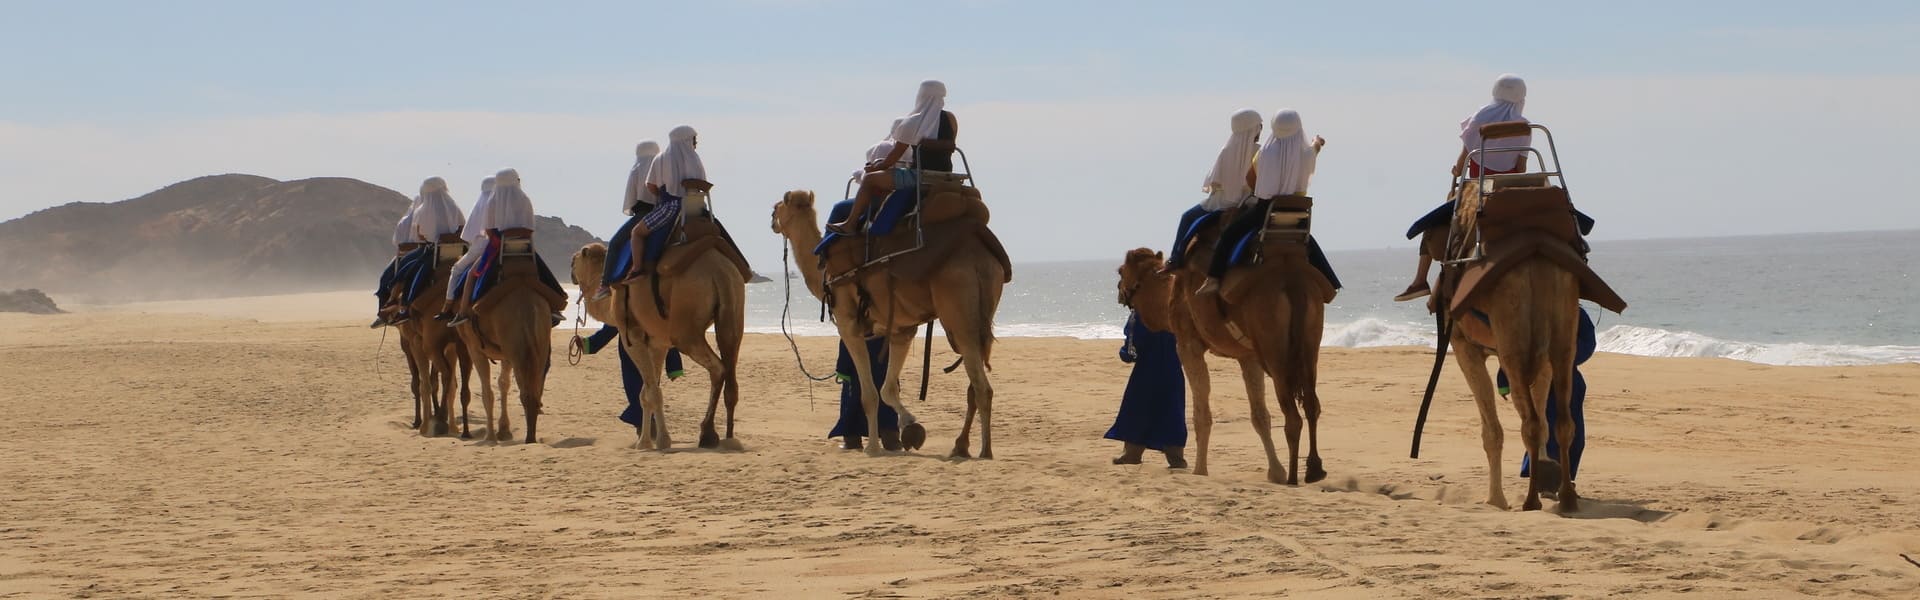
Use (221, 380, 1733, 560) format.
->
(3, 1, 1916, 268)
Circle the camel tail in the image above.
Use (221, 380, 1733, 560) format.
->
(713, 272, 746, 376)
(1286, 283, 1317, 404)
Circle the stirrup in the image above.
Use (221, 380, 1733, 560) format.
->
(447, 313, 471, 327)
(368, 317, 389, 329)
(592, 285, 612, 301)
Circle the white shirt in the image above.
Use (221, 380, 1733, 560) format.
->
(463, 190, 494, 245)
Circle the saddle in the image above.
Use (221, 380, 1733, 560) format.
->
(654, 215, 753, 282)
(1440, 181, 1627, 318)
(819, 187, 1010, 285)
(1178, 197, 1335, 305)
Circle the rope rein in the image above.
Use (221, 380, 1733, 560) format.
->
(781, 242, 839, 387)
(566, 293, 585, 366)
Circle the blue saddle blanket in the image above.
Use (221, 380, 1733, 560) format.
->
(813, 188, 918, 255)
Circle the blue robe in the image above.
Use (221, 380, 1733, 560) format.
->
(1104, 311, 1187, 450)
(828, 336, 899, 437)
(1502, 308, 1598, 480)
(584, 326, 683, 427)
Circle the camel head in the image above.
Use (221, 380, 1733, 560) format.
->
(770, 189, 817, 237)
(570, 242, 608, 296)
(1117, 247, 1168, 307)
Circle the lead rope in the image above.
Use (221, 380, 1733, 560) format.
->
(781, 242, 836, 412)
(566, 293, 585, 366)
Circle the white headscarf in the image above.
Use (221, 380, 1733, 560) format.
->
(409, 176, 467, 239)
(1460, 74, 1530, 170)
(1254, 109, 1316, 199)
(462, 177, 496, 245)
(487, 168, 536, 231)
(646, 126, 706, 198)
(1200, 109, 1262, 210)
(890, 80, 947, 146)
(624, 140, 662, 215)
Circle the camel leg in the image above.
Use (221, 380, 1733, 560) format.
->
(958, 345, 994, 460)
(951, 385, 976, 458)
(1301, 304, 1327, 484)
(1507, 362, 1551, 512)
(471, 352, 497, 442)
(1176, 339, 1212, 476)
(515, 352, 547, 447)
(1237, 358, 1285, 484)
(1550, 329, 1580, 512)
(432, 345, 456, 437)
(1270, 353, 1305, 487)
(878, 328, 922, 439)
(1453, 340, 1509, 510)
(679, 338, 728, 449)
(457, 348, 473, 439)
(639, 342, 673, 450)
(834, 317, 886, 456)
(494, 363, 514, 442)
(403, 340, 423, 430)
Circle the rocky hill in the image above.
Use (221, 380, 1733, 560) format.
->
(0, 174, 601, 302)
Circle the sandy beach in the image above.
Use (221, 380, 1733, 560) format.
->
(2, 291, 1916, 598)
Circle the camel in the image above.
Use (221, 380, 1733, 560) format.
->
(1119, 217, 1331, 484)
(1424, 179, 1598, 512)
(770, 189, 1007, 458)
(397, 244, 474, 438)
(452, 238, 559, 445)
(572, 208, 745, 450)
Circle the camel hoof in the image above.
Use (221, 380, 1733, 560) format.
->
(842, 435, 863, 451)
(978, 449, 993, 460)
(430, 420, 450, 437)
(1304, 457, 1327, 483)
(900, 424, 926, 451)
(459, 431, 473, 440)
(948, 445, 971, 459)
(1522, 496, 1543, 511)
(865, 442, 885, 457)
(1111, 454, 1143, 465)
(698, 430, 721, 449)
(1164, 453, 1188, 470)
(654, 435, 673, 451)
(494, 430, 513, 442)
(1487, 497, 1511, 511)
(1266, 469, 1289, 485)
(1529, 459, 1565, 496)
(1556, 483, 1580, 513)
(878, 429, 903, 452)
(410, 418, 422, 429)
(1193, 465, 1209, 476)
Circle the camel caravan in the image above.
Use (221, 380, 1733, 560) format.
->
(369, 75, 1626, 513)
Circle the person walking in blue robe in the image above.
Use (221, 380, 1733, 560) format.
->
(579, 326, 684, 427)
(1105, 310, 1188, 468)
(829, 336, 901, 450)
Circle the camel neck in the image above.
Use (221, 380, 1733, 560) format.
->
(781, 213, 828, 302)
(1133, 277, 1175, 333)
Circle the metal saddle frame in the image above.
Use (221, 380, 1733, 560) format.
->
(1440, 121, 1572, 267)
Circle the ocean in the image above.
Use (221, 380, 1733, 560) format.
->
(715, 229, 1918, 366)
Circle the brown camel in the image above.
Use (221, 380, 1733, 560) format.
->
(573, 215, 746, 450)
(397, 243, 473, 438)
(1127, 200, 1333, 484)
(770, 190, 1007, 458)
(453, 239, 559, 445)
(1426, 179, 1608, 512)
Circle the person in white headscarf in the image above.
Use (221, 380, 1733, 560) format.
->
(594, 140, 663, 297)
(618, 125, 709, 277)
(828, 79, 957, 234)
(447, 169, 566, 326)
(1196, 109, 1329, 296)
(854, 119, 906, 183)
(433, 177, 494, 321)
(1396, 74, 1532, 302)
(1164, 109, 1262, 271)
(385, 177, 469, 324)
(371, 191, 429, 328)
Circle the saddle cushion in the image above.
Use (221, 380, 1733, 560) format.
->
(815, 188, 992, 255)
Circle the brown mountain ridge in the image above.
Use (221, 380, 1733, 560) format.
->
(0, 174, 602, 302)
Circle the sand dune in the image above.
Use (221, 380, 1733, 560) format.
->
(1, 293, 1915, 598)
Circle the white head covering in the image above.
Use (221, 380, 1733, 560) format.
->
(1461, 74, 1531, 170)
(1254, 109, 1317, 199)
(624, 140, 662, 215)
(486, 168, 536, 231)
(409, 176, 467, 239)
(1201, 109, 1263, 208)
(890, 80, 947, 146)
(646, 126, 707, 198)
(461, 177, 497, 244)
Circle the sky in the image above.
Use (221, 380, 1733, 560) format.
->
(3, 0, 1917, 269)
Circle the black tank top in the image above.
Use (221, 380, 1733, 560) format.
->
(916, 111, 958, 172)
